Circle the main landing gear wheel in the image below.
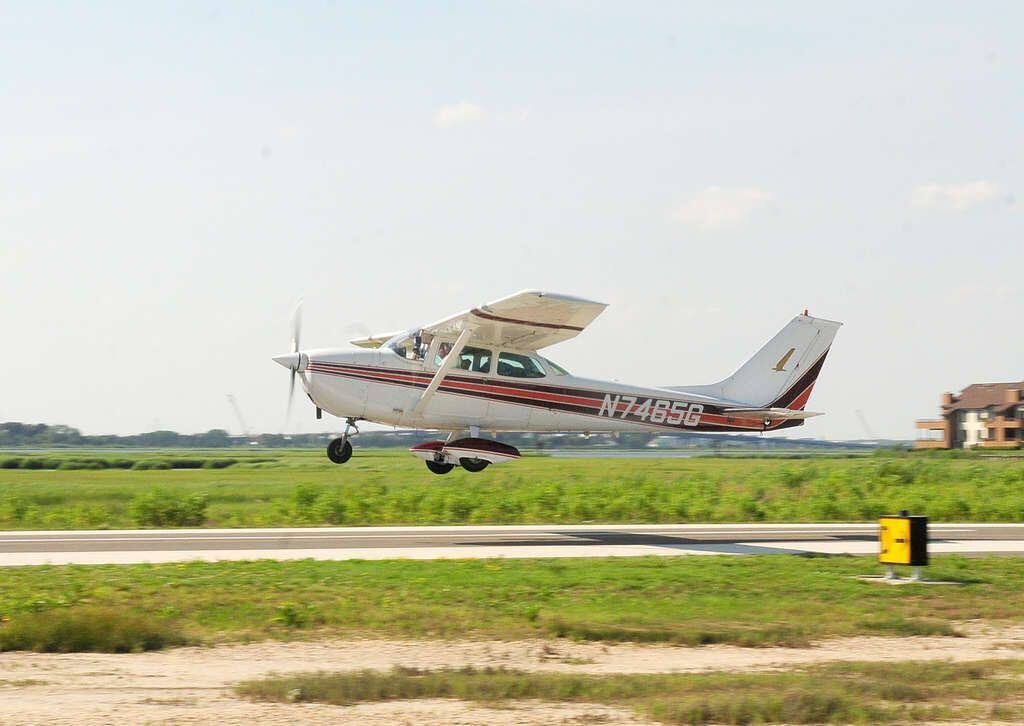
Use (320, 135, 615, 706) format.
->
(425, 460, 455, 475)
(459, 458, 489, 473)
(327, 438, 353, 464)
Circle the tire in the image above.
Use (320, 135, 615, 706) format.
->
(327, 438, 353, 464)
(425, 460, 455, 475)
(459, 457, 490, 473)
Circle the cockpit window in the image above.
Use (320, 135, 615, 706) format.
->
(386, 329, 431, 360)
(434, 341, 453, 364)
(445, 346, 491, 373)
(387, 335, 411, 358)
(497, 351, 546, 378)
(541, 356, 570, 376)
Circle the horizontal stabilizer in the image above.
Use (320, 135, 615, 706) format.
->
(723, 407, 823, 421)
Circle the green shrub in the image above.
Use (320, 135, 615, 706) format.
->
(0, 458, 24, 469)
(131, 460, 171, 470)
(22, 458, 60, 470)
(129, 490, 209, 527)
(313, 493, 346, 524)
(169, 459, 204, 469)
(0, 607, 187, 653)
(272, 603, 307, 628)
(292, 484, 322, 511)
(58, 460, 105, 470)
(203, 458, 238, 469)
(0, 494, 29, 522)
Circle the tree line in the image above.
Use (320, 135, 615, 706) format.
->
(0, 422, 876, 450)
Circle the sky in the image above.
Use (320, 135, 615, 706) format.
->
(1, 1, 1021, 440)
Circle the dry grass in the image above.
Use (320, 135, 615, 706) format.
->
(0, 606, 189, 653)
(237, 660, 1024, 724)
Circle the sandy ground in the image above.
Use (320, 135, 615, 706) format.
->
(1, 622, 1023, 725)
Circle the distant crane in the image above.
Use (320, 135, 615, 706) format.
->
(226, 394, 256, 443)
(855, 409, 876, 440)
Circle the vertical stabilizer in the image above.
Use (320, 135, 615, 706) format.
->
(681, 314, 841, 408)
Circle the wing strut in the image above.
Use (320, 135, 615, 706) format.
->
(411, 327, 473, 418)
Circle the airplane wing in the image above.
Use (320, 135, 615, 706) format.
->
(723, 407, 823, 420)
(349, 331, 403, 349)
(422, 289, 608, 350)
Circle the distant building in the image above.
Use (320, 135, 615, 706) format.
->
(916, 382, 1024, 449)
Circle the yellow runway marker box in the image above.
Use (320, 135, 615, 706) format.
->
(879, 515, 928, 566)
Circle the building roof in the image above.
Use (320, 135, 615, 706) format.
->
(944, 381, 1024, 414)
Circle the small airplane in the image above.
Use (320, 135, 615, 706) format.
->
(273, 290, 841, 474)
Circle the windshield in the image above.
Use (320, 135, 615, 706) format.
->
(385, 329, 431, 360)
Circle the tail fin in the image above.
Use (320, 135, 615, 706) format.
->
(683, 313, 841, 408)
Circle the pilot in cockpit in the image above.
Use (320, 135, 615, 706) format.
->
(410, 331, 433, 360)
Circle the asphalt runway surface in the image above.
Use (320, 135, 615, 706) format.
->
(1, 523, 1023, 566)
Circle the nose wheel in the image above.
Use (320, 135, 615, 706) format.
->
(326, 418, 359, 464)
(327, 438, 352, 464)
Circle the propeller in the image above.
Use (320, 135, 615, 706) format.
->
(272, 298, 309, 419)
(288, 298, 302, 414)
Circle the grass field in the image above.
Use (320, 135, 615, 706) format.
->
(1, 449, 1023, 528)
(2, 555, 1023, 651)
(238, 660, 1024, 724)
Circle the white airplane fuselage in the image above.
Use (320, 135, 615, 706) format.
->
(300, 347, 816, 435)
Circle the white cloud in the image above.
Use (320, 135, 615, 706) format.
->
(433, 101, 485, 128)
(911, 181, 1002, 212)
(671, 186, 773, 230)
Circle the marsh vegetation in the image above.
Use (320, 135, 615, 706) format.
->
(1, 449, 1022, 529)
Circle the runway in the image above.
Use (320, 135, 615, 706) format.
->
(1, 523, 1023, 566)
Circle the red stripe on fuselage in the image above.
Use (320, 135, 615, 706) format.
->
(308, 361, 775, 431)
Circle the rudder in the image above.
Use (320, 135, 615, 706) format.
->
(683, 313, 841, 408)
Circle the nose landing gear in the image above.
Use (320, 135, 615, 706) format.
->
(327, 438, 352, 464)
(327, 418, 359, 464)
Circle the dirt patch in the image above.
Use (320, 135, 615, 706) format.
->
(1, 622, 1023, 725)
